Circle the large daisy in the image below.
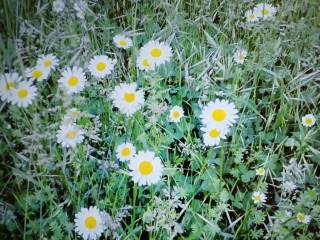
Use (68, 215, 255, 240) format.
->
(202, 125, 228, 146)
(37, 54, 59, 71)
(74, 206, 105, 240)
(169, 106, 184, 123)
(58, 67, 86, 94)
(110, 82, 144, 116)
(129, 150, 164, 186)
(301, 114, 316, 127)
(26, 65, 50, 81)
(139, 40, 172, 66)
(254, 3, 277, 20)
(200, 99, 238, 128)
(88, 55, 115, 78)
(113, 34, 133, 49)
(56, 122, 84, 148)
(116, 142, 136, 162)
(136, 53, 155, 71)
(10, 81, 37, 107)
(0, 72, 21, 102)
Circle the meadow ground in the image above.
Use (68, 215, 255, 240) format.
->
(0, 0, 319, 239)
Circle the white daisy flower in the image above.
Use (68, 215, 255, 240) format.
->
(113, 34, 133, 49)
(129, 150, 164, 186)
(37, 54, 59, 71)
(26, 65, 50, 81)
(233, 49, 248, 64)
(139, 40, 173, 66)
(296, 212, 312, 224)
(56, 122, 84, 148)
(88, 55, 115, 78)
(10, 81, 37, 108)
(110, 82, 144, 116)
(252, 191, 267, 204)
(0, 72, 21, 102)
(245, 9, 259, 22)
(254, 3, 277, 20)
(301, 114, 316, 127)
(58, 67, 86, 94)
(200, 99, 238, 129)
(136, 54, 155, 71)
(202, 125, 228, 146)
(116, 142, 136, 162)
(63, 108, 82, 123)
(256, 167, 265, 176)
(169, 106, 184, 123)
(74, 206, 105, 240)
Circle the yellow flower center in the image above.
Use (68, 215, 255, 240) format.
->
(142, 59, 150, 67)
(150, 48, 162, 58)
(96, 62, 107, 71)
(123, 92, 136, 103)
(211, 108, 227, 121)
(305, 118, 313, 125)
(32, 70, 43, 79)
(66, 130, 76, 139)
(121, 147, 131, 157)
(209, 128, 220, 138)
(67, 76, 79, 87)
(43, 59, 52, 67)
(139, 161, 153, 176)
(239, 54, 244, 60)
(84, 216, 97, 229)
(255, 195, 262, 201)
(297, 213, 305, 222)
(172, 111, 180, 119)
(118, 40, 127, 46)
(17, 89, 28, 99)
(257, 168, 265, 175)
(5, 81, 15, 91)
(262, 8, 270, 16)
(249, 14, 256, 20)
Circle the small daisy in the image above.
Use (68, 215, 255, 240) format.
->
(169, 106, 184, 123)
(252, 191, 267, 204)
(116, 142, 136, 162)
(26, 65, 50, 81)
(245, 9, 258, 22)
(58, 67, 86, 94)
(233, 49, 248, 64)
(0, 72, 21, 102)
(37, 54, 59, 71)
(63, 108, 82, 123)
(202, 125, 228, 146)
(113, 34, 133, 49)
(296, 212, 312, 224)
(88, 55, 115, 78)
(254, 3, 277, 20)
(74, 206, 105, 240)
(301, 114, 316, 127)
(139, 40, 173, 66)
(136, 54, 155, 71)
(56, 122, 84, 148)
(129, 150, 164, 186)
(110, 82, 144, 116)
(200, 99, 238, 128)
(256, 167, 265, 176)
(10, 81, 37, 108)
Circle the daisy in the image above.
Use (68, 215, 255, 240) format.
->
(233, 49, 248, 64)
(252, 191, 267, 204)
(136, 54, 155, 71)
(88, 55, 115, 78)
(256, 167, 265, 176)
(56, 122, 84, 148)
(63, 108, 82, 123)
(129, 150, 164, 186)
(254, 3, 277, 20)
(245, 9, 258, 22)
(296, 212, 312, 224)
(139, 40, 172, 66)
(301, 114, 316, 127)
(116, 142, 136, 162)
(37, 54, 59, 71)
(58, 67, 86, 94)
(110, 82, 144, 116)
(53, 0, 65, 13)
(74, 206, 105, 240)
(200, 99, 238, 128)
(0, 72, 21, 102)
(169, 106, 184, 123)
(202, 125, 228, 146)
(10, 81, 37, 108)
(26, 65, 50, 81)
(113, 34, 133, 49)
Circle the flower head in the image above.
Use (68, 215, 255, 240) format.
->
(88, 55, 115, 78)
(139, 40, 172, 66)
(10, 81, 37, 107)
(254, 3, 277, 20)
(302, 114, 316, 127)
(58, 67, 87, 94)
(256, 167, 265, 176)
(26, 65, 50, 81)
(116, 142, 136, 162)
(234, 49, 247, 64)
(113, 34, 133, 49)
(245, 9, 258, 22)
(201, 125, 228, 146)
(169, 106, 184, 123)
(252, 191, 267, 204)
(56, 122, 84, 148)
(0, 72, 21, 102)
(136, 54, 155, 71)
(37, 54, 59, 71)
(296, 212, 311, 224)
